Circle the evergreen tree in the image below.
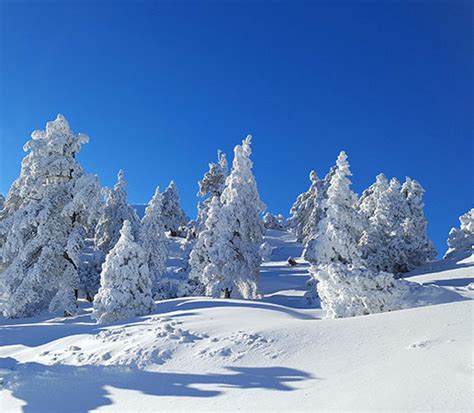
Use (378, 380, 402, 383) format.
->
(304, 152, 409, 318)
(140, 186, 168, 291)
(400, 177, 437, 269)
(263, 212, 285, 230)
(189, 136, 265, 299)
(444, 208, 474, 259)
(161, 181, 188, 236)
(359, 175, 409, 274)
(93, 220, 154, 323)
(288, 171, 321, 243)
(94, 170, 141, 255)
(196, 151, 228, 232)
(0, 114, 102, 318)
(0, 195, 4, 211)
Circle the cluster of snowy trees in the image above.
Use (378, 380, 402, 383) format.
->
(0, 115, 265, 321)
(0, 114, 470, 321)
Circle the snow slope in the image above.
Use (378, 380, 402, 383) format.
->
(1, 230, 472, 412)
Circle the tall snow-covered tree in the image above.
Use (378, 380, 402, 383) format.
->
(400, 177, 437, 269)
(93, 220, 154, 323)
(161, 181, 188, 236)
(189, 135, 265, 299)
(94, 170, 141, 255)
(444, 208, 474, 259)
(0, 114, 102, 318)
(304, 151, 409, 318)
(140, 186, 168, 291)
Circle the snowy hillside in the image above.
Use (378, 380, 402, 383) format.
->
(1, 230, 472, 412)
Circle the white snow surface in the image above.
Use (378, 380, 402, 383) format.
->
(0, 230, 472, 412)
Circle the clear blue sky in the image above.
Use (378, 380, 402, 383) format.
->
(0, 0, 472, 256)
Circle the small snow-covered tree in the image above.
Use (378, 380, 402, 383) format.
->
(444, 208, 474, 259)
(263, 212, 285, 230)
(161, 181, 188, 236)
(140, 187, 168, 291)
(189, 136, 265, 299)
(0, 195, 4, 211)
(288, 171, 321, 243)
(304, 151, 409, 318)
(0, 114, 102, 318)
(94, 170, 141, 256)
(93, 220, 154, 323)
(400, 177, 437, 269)
(196, 151, 228, 232)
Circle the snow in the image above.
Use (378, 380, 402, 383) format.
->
(1, 229, 473, 412)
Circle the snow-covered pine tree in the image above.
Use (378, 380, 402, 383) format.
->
(188, 135, 265, 299)
(196, 151, 228, 232)
(359, 175, 409, 274)
(444, 208, 474, 259)
(161, 181, 188, 236)
(140, 186, 168, 292)
(94, 170, 141, 256)
(400, 177, 437, 269)
(0, 195, 4, 211)
(93, 220, 154, 323)
(288, 170, 321, 243)
(0, 114, 102, 318)
(304, 151, 410, 318)
(263, 212, 285, 230)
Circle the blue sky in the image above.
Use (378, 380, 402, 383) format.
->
(0, 0, 472, 256)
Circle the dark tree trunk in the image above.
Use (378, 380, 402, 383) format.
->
(223, 288, 231, 299)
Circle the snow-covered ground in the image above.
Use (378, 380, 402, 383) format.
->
(1, 230, 472, 412)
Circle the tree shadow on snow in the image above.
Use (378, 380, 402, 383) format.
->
(161, 298, 317, 320)
(0, 357, 314, 413)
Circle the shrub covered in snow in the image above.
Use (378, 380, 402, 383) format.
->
(260, 241, 274, 261)
(444, 208, 474, 259)
(0, 114, 102, 318)
(161, 181, 188, 236)
(316, 263, 411, 318)
(189, 136, 265, 299)
(93, 220, 154, 323)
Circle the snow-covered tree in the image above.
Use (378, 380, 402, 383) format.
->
(304, 152, 364, 266)
(0, 195, 4, 211)
(444, 208, 474, 259)
(188, 136, 265, 299)
(94, 170, 141, 256)
(288, 171, 321, 243)
(0, 114, 102, 318)
(93, 220, 154, 323)
(304, 152, 409, 318)
(161, 181, 188, 236)
(263, 212, 285, 230)
(140, 187, 168, 291)
(196, 151, 228, 231)
(400, 177, 437, 269)
(359, 175, 409, 274)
